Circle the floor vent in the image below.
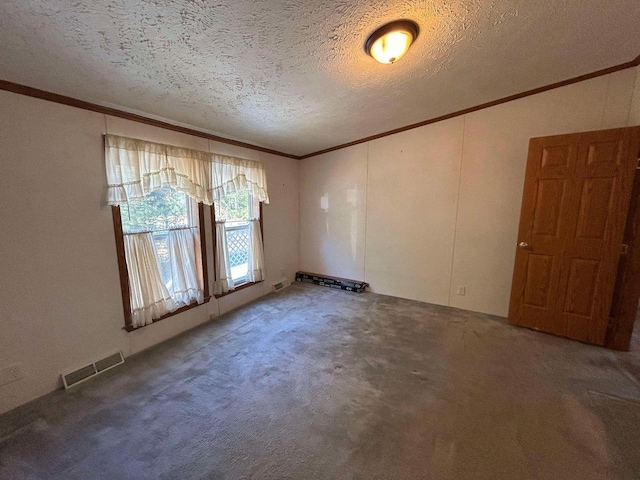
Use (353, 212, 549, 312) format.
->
(62, 351, 124, 389)
(273, 279, 291, 292)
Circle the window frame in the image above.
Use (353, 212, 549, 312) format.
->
(211, 201, 264, 298)
(112, 202, 211, 332)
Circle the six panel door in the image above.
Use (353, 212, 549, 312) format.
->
(509, 127, 640, 345)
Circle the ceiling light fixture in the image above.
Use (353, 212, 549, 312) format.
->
(365, 20, 419, 64)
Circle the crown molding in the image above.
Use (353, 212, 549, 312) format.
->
(2, 53, 639, 161)
(298, 53, 640, 159)
(0, 80, 300, 160)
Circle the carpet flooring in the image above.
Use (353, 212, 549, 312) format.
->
(1, 283, 640, 479)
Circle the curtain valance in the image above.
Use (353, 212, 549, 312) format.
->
(105, 134, 269, 205)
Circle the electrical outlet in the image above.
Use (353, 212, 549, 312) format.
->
(209, 313, 217, 321)
(0, 363, 23, 386)
(457, 286, 466, 296)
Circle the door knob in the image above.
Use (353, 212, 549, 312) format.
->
(518, 242, 530, 248)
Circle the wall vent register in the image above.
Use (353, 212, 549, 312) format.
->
(61, 352, 125, 389)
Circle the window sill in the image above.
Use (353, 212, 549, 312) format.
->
(123, 295, 211, 332)
(214, 280, 263, 299)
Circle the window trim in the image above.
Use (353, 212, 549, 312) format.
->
(211, 202, 264, 299)
(112, 203, 211, 332)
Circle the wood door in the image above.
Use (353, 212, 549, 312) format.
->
(509, 127, 640, 345)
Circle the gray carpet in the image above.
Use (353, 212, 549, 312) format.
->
(1, 283, 640, 479)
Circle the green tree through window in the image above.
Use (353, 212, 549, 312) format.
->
(214, 191, 251, 222)
(121, 187, 191, 233)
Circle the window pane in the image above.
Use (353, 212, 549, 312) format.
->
(119, 187, 200, 299)
(152, 232, 172, 289)
(213, 191, 259, 286)
(121, 187, 191, 233)
(214, 191, 252, 222)
(226, 224, 250, 282)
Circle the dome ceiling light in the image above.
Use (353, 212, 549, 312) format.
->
(365, 20, 419, 64)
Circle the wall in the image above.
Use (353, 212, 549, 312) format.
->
(300, 67, 640, 317)
(0, 91, 299, 414)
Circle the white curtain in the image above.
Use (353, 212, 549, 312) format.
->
(247, 219, 266, 283)
(210, 155, 269, 204)
(168, 228, 204, 306)
(124, 233, 176, 328)
(213, 221, 235, 295)
(105, 134, 269, 206)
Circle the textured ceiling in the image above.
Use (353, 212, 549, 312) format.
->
(0, 0, 639, 156)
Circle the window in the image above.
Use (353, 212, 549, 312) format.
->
(105, 133, 268, 328)
(113, 187, 209, 331)
(214, 191, 258, 284)
(212, 191, 265, 296)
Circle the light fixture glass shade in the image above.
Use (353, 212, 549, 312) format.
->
(369, 31, 413, 64)
(365, 20, 419, 65)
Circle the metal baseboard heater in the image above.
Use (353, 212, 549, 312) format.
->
(61, 351, 125, 389)
(295, 271, 368, 293)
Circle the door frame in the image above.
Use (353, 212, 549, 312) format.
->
(606, 153, 640, 351)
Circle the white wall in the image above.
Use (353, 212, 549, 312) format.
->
(299, 144, 368, 280)
(366, 118, 464, 306)
(0, 91, 299, 414)
(300, 67, 639, 317)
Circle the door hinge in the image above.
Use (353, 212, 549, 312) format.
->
(621, 244, 629, 255)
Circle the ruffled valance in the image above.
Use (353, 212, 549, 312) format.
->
(105, 134, 269, 205)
